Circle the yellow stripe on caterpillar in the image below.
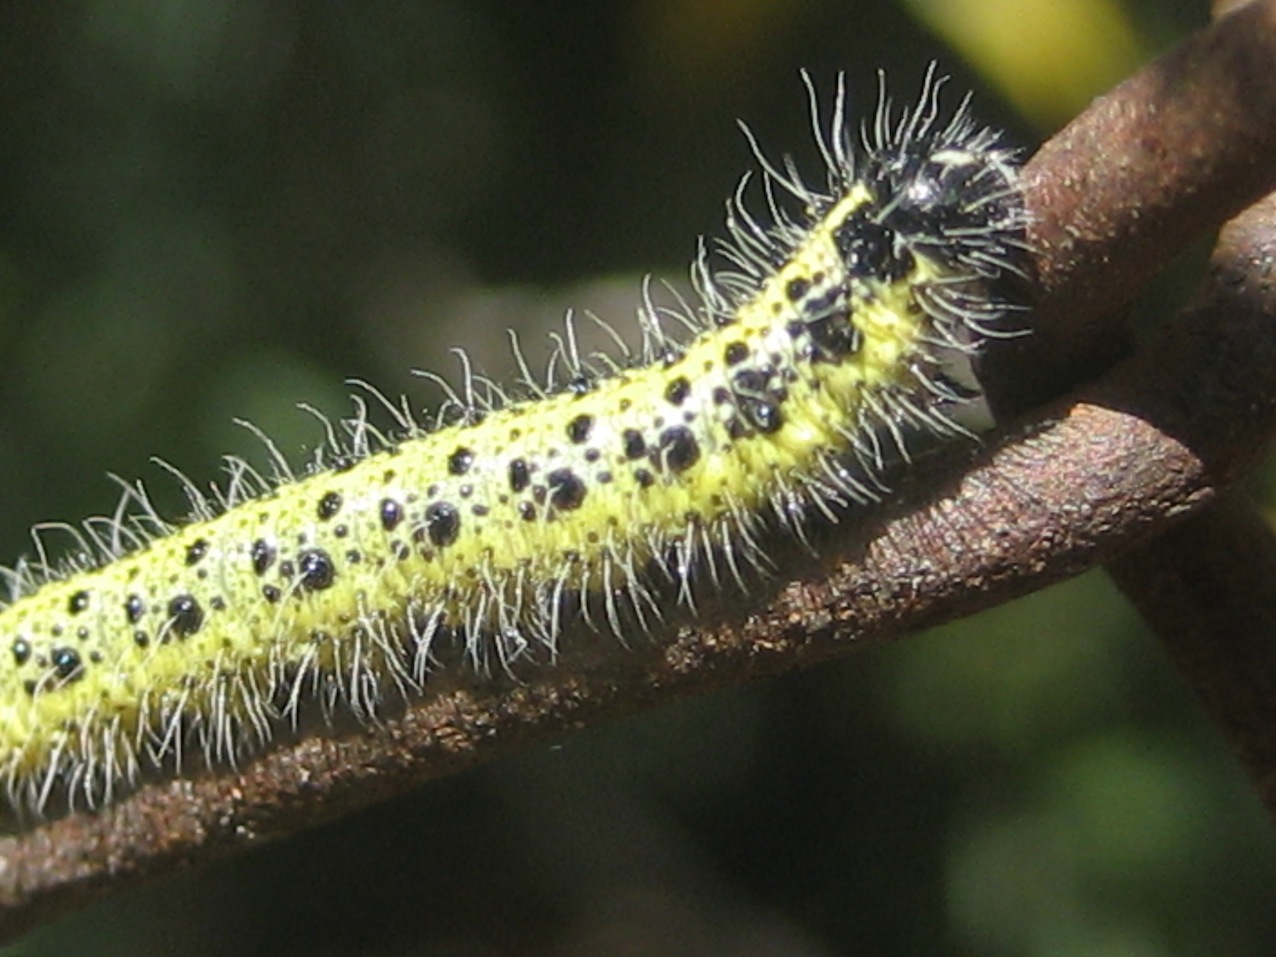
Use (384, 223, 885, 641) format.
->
(0, 67, 1027, 818)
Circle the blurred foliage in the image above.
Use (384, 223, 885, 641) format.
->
(3, 2, 1273, 956)
(907, 0, 1155, 126)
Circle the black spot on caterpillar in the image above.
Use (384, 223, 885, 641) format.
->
(0, 68, 1026, 819)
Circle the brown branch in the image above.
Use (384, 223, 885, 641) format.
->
(4, 1, 1276, 942)
(1111, 494, 1276, 816)
(987, 0, 1276, 413)
(1106, 0, 1276, 822)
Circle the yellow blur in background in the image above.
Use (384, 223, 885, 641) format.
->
(907, 0, 1151, 125)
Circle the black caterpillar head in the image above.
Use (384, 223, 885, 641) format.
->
(863, 143, 1023, 274)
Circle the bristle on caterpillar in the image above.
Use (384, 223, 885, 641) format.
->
(0, 67, 1027, 820)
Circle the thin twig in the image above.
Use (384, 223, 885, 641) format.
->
(1111, 495, 1276, 817)
(1106, 0, 1276, 823)
(989, 0, 1276, 413)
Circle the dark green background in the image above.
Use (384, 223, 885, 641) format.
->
(3, 2, 1273, 955)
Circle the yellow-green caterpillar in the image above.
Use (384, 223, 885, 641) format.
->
(0, 70, 1026, 819)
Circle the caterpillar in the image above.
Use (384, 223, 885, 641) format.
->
(0, 69, 1026, 820)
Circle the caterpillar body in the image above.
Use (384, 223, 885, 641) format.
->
(0, 71, 1025, 819)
